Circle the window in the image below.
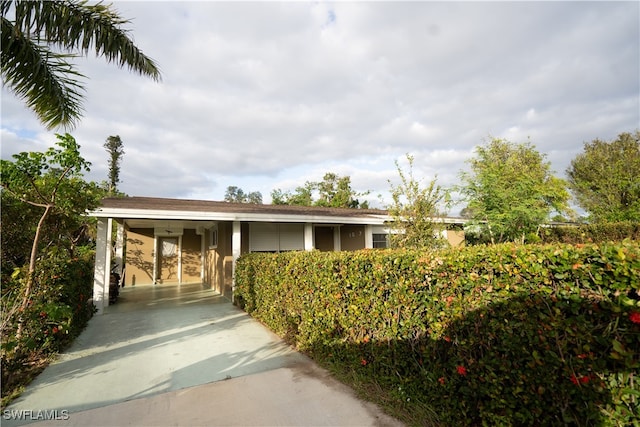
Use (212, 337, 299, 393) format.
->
(209, 224, 218, 249)
(372, 233, 389, 249)
(249, 223, 304, 252)
(162, 238, 178, 256)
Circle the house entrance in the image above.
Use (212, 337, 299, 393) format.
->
(314, 226, 334, 251)
(157, 237, 179, 283)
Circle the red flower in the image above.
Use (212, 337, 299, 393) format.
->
(570, 375, 579, 386)
(456, 366, 467, 376)
(629, 311, 640, 324)
(438, 377, 446, 385)
(361, 359, 368, 366)
(580, 375, 590, 384)
(444, 336, 452, 342)
(52, 327, 59, 334)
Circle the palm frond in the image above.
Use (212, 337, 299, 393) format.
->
(13, 0, 161, 81)
(1, 16, 85, 129)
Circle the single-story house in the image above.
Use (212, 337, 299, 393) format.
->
(89, 196, 466, 313)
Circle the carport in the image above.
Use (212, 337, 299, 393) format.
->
(89, 196, 392, 314)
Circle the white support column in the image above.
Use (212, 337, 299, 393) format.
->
(93, 218, 112, 314)
(364, 224, 373, 249)
(178, 235, 183, 284)
(153, 236, 158, 285)
(200, 231, 205, 282)
(333, 226, 341, 251)
(231, 221, 242, 302)
(304, 223, 314, 251)
(114, 221, 125, 277)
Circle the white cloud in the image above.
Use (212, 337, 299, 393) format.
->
(1, 1, 638, 207)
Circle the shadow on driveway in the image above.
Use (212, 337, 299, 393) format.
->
(4, 283, 402, 427)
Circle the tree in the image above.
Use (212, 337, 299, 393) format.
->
(271, 173, 370, 208)
(459, 138, 571, 244)
(566, 131, 640, 223)
(315, 173, 370, 209)
(0, 133, 101, 335)
(104, 135, 124, 195)
(271, 183, 314, 206)
(1, 0, 161, 129)
(386, 155, 450, 250)
(224, 186, 263, 204)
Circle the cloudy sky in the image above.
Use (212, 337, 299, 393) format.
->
(2, 1, 638, 213)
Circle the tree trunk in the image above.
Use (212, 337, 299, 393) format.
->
(16, 205, 51, 338)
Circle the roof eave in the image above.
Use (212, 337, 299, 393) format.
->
(89, 207, 391, 225)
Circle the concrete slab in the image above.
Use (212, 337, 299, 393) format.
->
(3, 283, 403, 427)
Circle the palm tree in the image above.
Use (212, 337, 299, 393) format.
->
(1, 0, 161, 129)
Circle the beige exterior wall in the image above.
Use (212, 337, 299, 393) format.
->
(446, 229, 466, 247)
(181, 229, 202, 283)
(125, 227, 204, 286)
(125, 228, 155, 286)
(205, 222, 241, 298)
(340, 225, 365, 251)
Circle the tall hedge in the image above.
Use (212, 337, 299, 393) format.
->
(540, 221, 640, 244)
(235, 242, 640, 426)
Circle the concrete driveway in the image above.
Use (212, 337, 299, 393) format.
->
(3, 283, 402, 427)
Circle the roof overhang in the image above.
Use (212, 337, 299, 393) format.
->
(90, 206, 391, 226)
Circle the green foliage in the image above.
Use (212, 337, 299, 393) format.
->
(0, 133, 102, 337)
(541, 221, 640, 244)
(271, 172, 370, 208)
(459, 138, 571, 244)
(386, 154, 449, 250)
(224, 186, 263, 204)
(235, 242, 640, 426)
(104, 135, 124, 195)
(1, 0, 161, 129)
(567, 131, 640, 223)
(1, 249, 95, 405)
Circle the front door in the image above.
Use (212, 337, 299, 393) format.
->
(314, 226, 334, 251)
(158, 237, 179, 283)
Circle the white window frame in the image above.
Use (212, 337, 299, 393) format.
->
(209, 223, 218, 249)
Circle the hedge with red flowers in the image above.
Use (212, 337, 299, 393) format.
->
(1, 248, 95, 405)
(235, 241, 640, 426)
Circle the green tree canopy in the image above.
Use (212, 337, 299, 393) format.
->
(386, 155, 449, 250)
(459, 138, 571, 244)
(104, 135, 124, 195)
(0, 133, 101, 334)
(566, 131, 640, 223)
(1, 0, 161, 129)
(224, 186, 263, 204)
(271, 173, 370, 209)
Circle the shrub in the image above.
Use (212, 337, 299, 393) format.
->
(540, 221, 640, 244)
(235, 242, 640, 426)
(1, 247, 95, 405)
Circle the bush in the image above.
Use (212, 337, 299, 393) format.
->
(235, 242, 640, 426)
(1, 247, 95, 406)
(540, 221, 640, 244)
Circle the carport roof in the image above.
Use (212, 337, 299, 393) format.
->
(90, 196, 391, 225)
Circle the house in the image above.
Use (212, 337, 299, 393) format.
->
(89, 196, 466, 313)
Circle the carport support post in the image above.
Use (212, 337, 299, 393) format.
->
(93, 218, 113, 314)
(304, 223, 313, 251)
(364, 225, 373, 249)
(114, 221, 124, 277)
(231, 221, 241, 302)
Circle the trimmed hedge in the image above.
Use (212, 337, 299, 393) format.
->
(235, 242, 640, 426)
(540, 221, 640, 244)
